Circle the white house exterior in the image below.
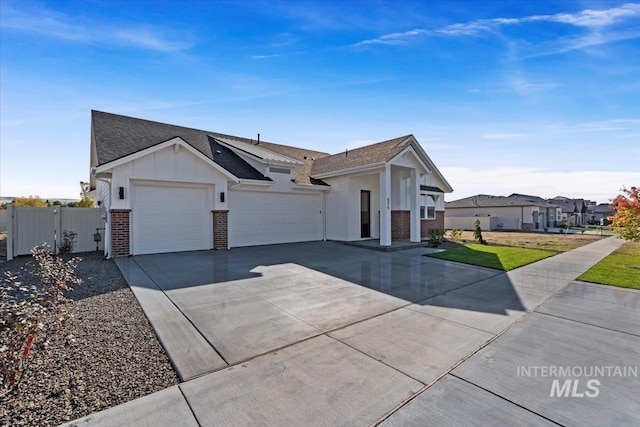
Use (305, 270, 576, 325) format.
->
(90, 111, 452, 257)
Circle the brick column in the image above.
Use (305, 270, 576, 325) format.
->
(212, 210, 228, 249)
(110, 209, 131, 257)
(391, 210, 411, 240)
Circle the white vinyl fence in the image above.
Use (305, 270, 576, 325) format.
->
(444, 216, 494, 231)
(6, 205, 105, 260)
(0, 209, 7, 232)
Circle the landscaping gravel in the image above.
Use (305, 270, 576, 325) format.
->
(1, 252, 179, 426)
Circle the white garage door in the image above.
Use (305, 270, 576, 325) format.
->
(132, 184, 211, 255)
(229, 191, 322, 247)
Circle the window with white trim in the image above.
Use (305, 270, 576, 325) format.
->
(420, 194, 437, 219)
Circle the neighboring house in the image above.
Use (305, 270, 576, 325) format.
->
(445, 194, 561, 231)
(593, 203, 615, 225)
(90, 111, 452, 257)
(549, 196, 591, 226)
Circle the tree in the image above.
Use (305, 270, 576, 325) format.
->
(76, 198, 94, 208)
(12, 196, 47, 207)
(608, 186, 640, 242)
(76, 181, 94, 208)
(473, 219, 486, 245)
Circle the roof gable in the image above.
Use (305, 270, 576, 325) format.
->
(310, 134, 453, 192)
(95, 137, 240, 182)
(311, 135, 410, 177)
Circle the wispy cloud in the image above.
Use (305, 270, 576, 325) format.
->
(352, 3, 640, 53)
(574, 119, 640, 132)
(528, 4, 640, 27)
(481, 133, 526, 140)
(0, 2, 192, 52)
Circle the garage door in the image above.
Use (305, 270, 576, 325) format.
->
(132, 184, 211, 255)
(229, 191, 322, 247)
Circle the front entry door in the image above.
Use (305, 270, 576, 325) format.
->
(361, 190, 371, 238)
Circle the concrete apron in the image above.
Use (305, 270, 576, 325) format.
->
(63, 236, 626, 426)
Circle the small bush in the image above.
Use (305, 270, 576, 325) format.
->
(473, 219, 486, 245)
(427, 228, 446, 247)
(59, 230, 77, 255)
(449, 229, 463, 243)
(1, 245, 82, 398)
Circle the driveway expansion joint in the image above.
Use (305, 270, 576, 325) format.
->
(448, 373, 566, 427)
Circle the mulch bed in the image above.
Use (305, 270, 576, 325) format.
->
(1, 252, 179, 426)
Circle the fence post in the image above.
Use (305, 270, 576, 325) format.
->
(6, 204, 14, 261)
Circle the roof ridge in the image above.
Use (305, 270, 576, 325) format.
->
(92, 110, 314, 153)
(316, 134, 413, 161)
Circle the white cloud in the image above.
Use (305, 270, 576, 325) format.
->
(528, 3, 640, 27)
(480, 133, 525, 140)
(0, 2, 192, 52)
(352, 3, 640, 51)
(441, 167, 640, 203)
(574, 119, 640, 132)
(353, 29, 429, 47)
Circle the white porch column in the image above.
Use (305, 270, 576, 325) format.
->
(410, 168, 421, 242)
(379, 165, 391, 246)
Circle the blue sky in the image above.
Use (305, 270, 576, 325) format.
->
(1, 0, 639, 203)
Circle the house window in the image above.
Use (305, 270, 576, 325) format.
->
(420, 194, 437, 219)
(269, 167, 290, 174)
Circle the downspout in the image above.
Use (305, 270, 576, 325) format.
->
(322, 186, 331, 241)
(521, 206, 524, 230)
(95, 176, 112, 258)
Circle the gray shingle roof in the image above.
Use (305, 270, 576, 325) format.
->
(208, 137, 270, 181)
(549, 196, 590, 213)
(447, 194, 559, 208)
(310, 135, 411, 176)
(91, 111, 326, 184)
(594, 203, 614, 213)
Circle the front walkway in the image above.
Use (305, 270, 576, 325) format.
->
(63, 237, 636, 426)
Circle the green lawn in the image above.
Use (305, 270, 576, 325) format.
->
(577, 242, 640, 290)
(427, 243, 556, 271)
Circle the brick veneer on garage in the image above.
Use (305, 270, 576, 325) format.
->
(212, 210, 228, 249)
(110, 209, 131, 257)
(391, 210, 411, 240)
(420, 211, 445, 237)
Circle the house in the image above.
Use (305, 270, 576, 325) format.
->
(90, 111, 452, 257)
(549, 196, 591, 226)
(593, 203, 615, 225)
(445, 194, 562, 231)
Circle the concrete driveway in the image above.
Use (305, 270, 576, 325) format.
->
(73, 237, 638, 427)
(116, 241, 502, 378)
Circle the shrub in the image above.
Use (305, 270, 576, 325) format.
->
(473, 219, 486, 245)
(0, 245, 82, 398)
(449, 229, 463, 243)
(427, 228, 446, 247)
(59, 230, 77, 255)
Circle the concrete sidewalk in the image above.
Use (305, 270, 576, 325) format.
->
(63, 236, 627, 427)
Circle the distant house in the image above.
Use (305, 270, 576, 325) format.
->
(445, 194, 561, 231)
(90, 111, 452, 257)
(548, 196, 591, 226)
(593, 203, 615, 225)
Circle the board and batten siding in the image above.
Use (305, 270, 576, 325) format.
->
(107, 144, 229, 212)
